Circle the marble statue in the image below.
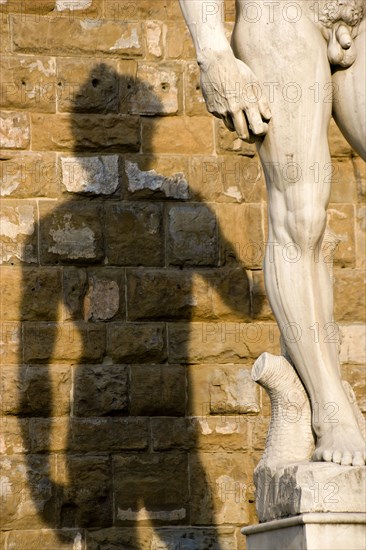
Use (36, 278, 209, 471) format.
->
(179, 0, 366, 469)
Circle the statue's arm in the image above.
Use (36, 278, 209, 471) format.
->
(179, 0, 271, 141)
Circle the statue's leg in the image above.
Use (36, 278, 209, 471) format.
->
(232, 16, 365, 465)
(332, 23, 366, 160)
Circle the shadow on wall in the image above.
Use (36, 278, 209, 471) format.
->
(14, 64, 263, 548)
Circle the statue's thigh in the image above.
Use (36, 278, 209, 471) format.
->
(332, 30, 366, 160)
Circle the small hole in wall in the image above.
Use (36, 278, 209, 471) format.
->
(92, 78, 99, 88)
(161, 82, 169, 91)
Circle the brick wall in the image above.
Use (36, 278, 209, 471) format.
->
(0, 1, 365, 549)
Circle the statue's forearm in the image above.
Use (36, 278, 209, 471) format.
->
(179, 0, 232, 64)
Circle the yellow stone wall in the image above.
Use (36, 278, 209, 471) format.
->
(0, 1, 365, 548)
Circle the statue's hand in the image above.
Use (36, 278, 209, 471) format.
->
(199, 50, 272, 142)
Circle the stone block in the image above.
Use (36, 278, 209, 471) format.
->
(73, 364, 128, 416)
(329, 158, 357, 203)
(0, 111, 30, 149)
(0, 55, 56, 113)
(107, 323, 167, 363)
(127, 267, 250, 321)
(189, 155, 265, 203)
(333, 269, 365, 322)
(185, 61, 209, 116)
(105, 202, 164, 266)
(1, 365, 71, 417)
(0, 151, 58, 198)
(124, 157, 189, 200)
(168, 322, 280, 364)
(6, 530, 84, 550)
(83, 269, 125, 321)
(62, 267, 87, 321)
(0, 322, 22, 365)
(0, 1, 55, 14)
(0, 15, 11, 54)
(250, 270, 274, 320)
(129, 63, 182, 115)
(57, 455, 113, 528)
(0, 454, 58, 529)
(0, 200, 37, 265)
(189, 452, 251, 525)
(0, 417, 30, 454)
(39, 201, 104, 265)
(29, 418, 69, 453)
(31, 113, 140, 152)
(327, 204, 355, 267)
(69, 417, 148, 452)
(341, 364, 366, 412)
(339, 324, 366, 365)
(167, 205, 218, 267)
(0, 266, 62, 321)
(57, 57, 120, 113)
(216, 203, 264, 269)
(151, 416, 250, 452)
(188, 364, 260, 417)
(165, 22, 196, 60)
(152, 527, 238, 550)
(142, 116, 214, 154)
(145, 21, 164, 59)
(328, 118, 353, 157)
(353, 156, 365, 202)
(86, 527, 153, 550)
(215, 119, 257, 157)
(130, 364, 186, 416)
(255, 462, 366, 522)
(113, 453, 189, 525)
(13, 16, 144, 57)
(60, 155, 120, 195)
(23, 322, 106, 363)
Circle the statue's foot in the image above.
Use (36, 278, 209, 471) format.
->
(312, 423, 366, 466)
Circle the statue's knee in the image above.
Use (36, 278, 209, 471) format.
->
(285, 207, 327, 250)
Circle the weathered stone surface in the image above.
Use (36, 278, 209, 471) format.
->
(329, 158, 357, 203)
(145, 21, 164, 59)
(0, 454, 58, 528)
(127, 268, 250, 321)
(1, 365, 71, 416)
(167, 205, 218, 266)
(124, 159, 189, 200)
(334, 269, 366, 322)
(114, 453, 189, 525)
(189, 155, 265, 203)
(23, 322, 106, 363)
(62, 267, 87, 321)
(86, 527, 153, 550)
(190, 452, 251, 525)
(142, 117, 214, 154)
(328, 118, 353, 157)
(0, 55, 56, 113)
(339, 324, 366, 365)
(60, 155, 119, 195)
(0, 267, 61, 321)
(0, 111, 30, 149)
(73, 364, 128, 416)
(165, 22, 196, 60)
(0, 322, 22, 365)
(105, 203, 163, 266)
(0, 417, 30, 454)
(151, 527, 238, 550)
(69, 417, 148, 452)
(215, 118, 257, 157)
(107, 323, 166, 363)
(185, 61, 209, 116)
(29, 418, 69, 453)
(31, 113, 139, 152)
(216, 203, 264, 269)
(57, 455, 112, 528)
(327, 204, 355, 267)
(255, 462, 366, 522)
(355, 205, 366, 268)
(341, 364, 366, 412)
(6, 529, 84, 550)
(57, 57, 119, 113)
(83, 271, 122, 321)
(353, 156, 365, 202)
(250, 270, 274, 320)
(39, 202, 104, 264)
(129, 63, 182, 115)
(130, 364, 186, 416)
(188, 364, 260, 416)
(0, 15, 11, 54)
(13, 17, 144, 57)
(0, 151, 58, 198)
(0, 201, 37, 264)
(151, 416, 249, 452)
(168, 322, 280, 364)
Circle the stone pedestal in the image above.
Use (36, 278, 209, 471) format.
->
(242, 512, 366, 550)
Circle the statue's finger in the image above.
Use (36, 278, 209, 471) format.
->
(259, 96, 272, 121)
(232, 110, 249, 140)
(247, 108, 267, 135)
